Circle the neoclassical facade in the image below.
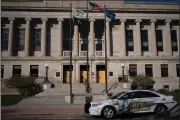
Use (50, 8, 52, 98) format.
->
(1, 0, 180, 90)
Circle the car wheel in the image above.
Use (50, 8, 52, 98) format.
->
(101, 106, 116, 119)
(155, 104, 168, 114)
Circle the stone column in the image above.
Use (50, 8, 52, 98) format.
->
(165, 19, 172, 56)
(41, 18, 48, 56)
(120, 19, 126, 57)
(24, 17, 31, 56)
(57, 18, 63, 56)
(150, 19, 157, 56)
(8, 17, 15, 56)
(135, 19, 142, 56)
(89, 18, 95, 56)
(106, 19, 111, 56)
(73, 24, 79, 56)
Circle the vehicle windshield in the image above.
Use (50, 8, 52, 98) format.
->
(110, 92, 126, 99)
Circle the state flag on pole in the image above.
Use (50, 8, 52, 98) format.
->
(105, 9, 116, 20)
(89, 1, 103, 12)
(72, 8, 86, 18)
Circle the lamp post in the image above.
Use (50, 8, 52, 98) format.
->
(44, 64, 50, 83)
(121, 64, 125, 81)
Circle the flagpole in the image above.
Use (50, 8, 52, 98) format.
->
(104, 5, 108, 93)
(86, 0, 90, 93)
(70, 0, 73, 104)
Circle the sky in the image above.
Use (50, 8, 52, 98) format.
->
(124, 0, 180, 3)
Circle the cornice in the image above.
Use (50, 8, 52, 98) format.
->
(1, 56, 179, 61)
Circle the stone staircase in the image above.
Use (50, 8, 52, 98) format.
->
(16, 83, 131, 106)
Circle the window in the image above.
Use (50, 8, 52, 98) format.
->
(17, 29, 25, 51)
(96, 40, 103, 51)
(1, 65, 4, 78)
(156, 30, 163, 51)
(145, 64, 153, 77)
(56, 72, 60, 77)
(81, 39, 88, 51)
(176, 64, 180, 77)
(161, 64, 168, 77)
(30, 65, 38, 77)
(135, 91, 159, 98)
(1, 28, 9, 51)
(141, 30, 149, 51)
(171, 30, 178, 51)
(13, 65, 21, 76)
(129, 64, 137, 76)
(63, 39, 72, 51)
(163, 85, 169, 91)
(109, 72, 113, 76)
(126, 30, 134, 51)
(33, 29, 41, 51)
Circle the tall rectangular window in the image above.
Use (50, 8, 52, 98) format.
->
(141, 30, 149, 51)
(95, 40, 103, 51)
(33, 29, 41, 51)
(30, 65, 39, 77)
(171, 30, 178, 51)
(156, 30, 163, 51)
(129, 64, 137, 76)
(1, 65, 4, 78)
(161, 64, 168, 77)
(145, 64, 153, 77)
(80, 38, 88, 51)
(17, 29, 25, 51)
(176, 64, 180, 77)
(63, 39, 72, 51)
(1, 28, 9, 51)
(13, 65, 21, 76)
(126, 30, 134, 51)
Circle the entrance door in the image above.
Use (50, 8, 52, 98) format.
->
(96, 65, 105, 83)
(99, 71, 105, 83)
(80, 65, 89, 83)
(64, 71, 74, 83)
(63, 65, 74, 83)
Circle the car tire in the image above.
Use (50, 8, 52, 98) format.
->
(154, 104, 168, 114)
(101, 106, 117, 119)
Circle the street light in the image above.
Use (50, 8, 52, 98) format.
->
(121, 64, 125, 81)
(43, 64, 50, 83)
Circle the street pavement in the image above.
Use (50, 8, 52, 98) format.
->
(1, 104, 176, 120)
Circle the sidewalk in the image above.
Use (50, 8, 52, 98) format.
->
(1, 104, 84, 116)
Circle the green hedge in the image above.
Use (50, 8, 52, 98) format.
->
(4, 76, 43, 97)
(157, 89, 180, 101)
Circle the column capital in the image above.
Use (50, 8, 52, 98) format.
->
(150, 19, 157, 23)
(41, 18, 48, 22)
(57, 18, 64, 21)
(25, 17, 31, 21)
(120, 19, 126, 23)
(89, 18, 95, 22)
(8, 17, 15, 21)
(165, 19, 172, 23)
(135, 19, 142, 23)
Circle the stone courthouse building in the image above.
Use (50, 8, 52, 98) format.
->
(1, 0, 180, 91)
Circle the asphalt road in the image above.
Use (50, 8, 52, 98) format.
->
(1, 113, 176, 120)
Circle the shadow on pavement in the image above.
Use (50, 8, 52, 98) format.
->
(1, 94, 23, 106)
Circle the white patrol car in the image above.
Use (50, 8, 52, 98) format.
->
(89, 90, 177, 119)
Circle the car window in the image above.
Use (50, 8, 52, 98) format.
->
(132, 91, 159, 98)
(142, 91, 159, 98)
(119, 92, 136, 100)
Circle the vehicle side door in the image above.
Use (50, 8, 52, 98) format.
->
(117, 92, 136, 113)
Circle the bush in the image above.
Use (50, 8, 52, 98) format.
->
(131, 74, 155, 90)
(156, 89, 180, 101)
(4, 76, 43, 97)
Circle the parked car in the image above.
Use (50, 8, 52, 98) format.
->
(89, 90, 177, 119)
